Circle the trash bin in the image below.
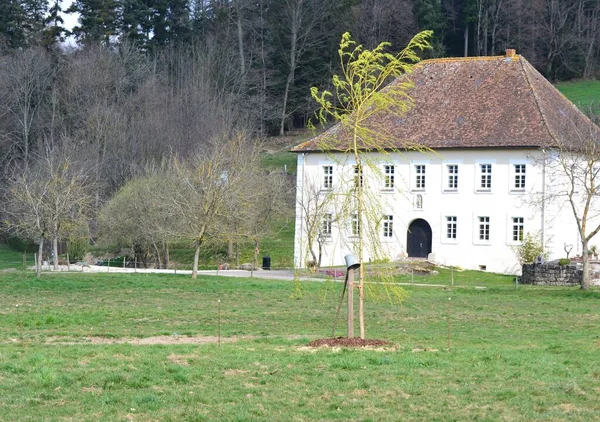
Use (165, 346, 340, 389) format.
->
(262, 256, 271, 270)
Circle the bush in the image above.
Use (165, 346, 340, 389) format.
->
(514, 232, 547, 264)
(67, 238, 89, 262)
(558, 258, 570, 266)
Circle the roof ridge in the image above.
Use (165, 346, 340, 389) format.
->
(419, 55, 520, 65)
(519, 57, 557, 146)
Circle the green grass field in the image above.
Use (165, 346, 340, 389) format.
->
(0, 270, 598, 421)
(556, 79, 600, 111)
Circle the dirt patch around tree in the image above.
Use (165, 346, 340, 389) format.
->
(307, 337, 393, 348)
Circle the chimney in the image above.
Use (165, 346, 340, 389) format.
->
(506, 49, 516, 58)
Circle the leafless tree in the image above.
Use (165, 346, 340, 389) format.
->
(543, 111, 600, 289)
(2, 151, 92, 274)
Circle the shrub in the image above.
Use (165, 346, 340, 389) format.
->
(514, 232, 547, 264)
(558, 258, 570, 266)
(67, 238, 89, 262)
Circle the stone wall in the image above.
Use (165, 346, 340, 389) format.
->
(521, 264, 582, 286)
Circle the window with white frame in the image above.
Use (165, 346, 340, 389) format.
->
(383, 215, 393, 238)
(323, 166, 333, 190)
(322, 213, 332, 237)
(514, 164, 526, 190)
(447, 164, 458, 190)
(446, 216, 457, 239)
(479, 164, 492, 190)
(479, 216, 490, 241)
(415, 165, 426, 190)
(384, 165, 395, 189)
(354, 164, 363, 188)
(512, 217, 524, 242)
(351, 214, 360, 237)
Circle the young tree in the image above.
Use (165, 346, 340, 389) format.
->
(311, 31, 432, 339)
(544, 116, 600, 290)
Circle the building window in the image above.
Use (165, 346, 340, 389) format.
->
(384, 165, 395, 189)
(479, 217, 490, 241)
(322, 214, 332, 237)
(354, 164, 363, 188)
(514, 164, 526, 189)
(446, 216, 457, 239)
(383, 215, 393, 238)
(480, 164, 492, 189)
(323, 166, 333, 190)
(415, 165, 426, 189)
(512, 217, 524, 242)
(351, 214, 360, 237)
(447, 164, 458, 190)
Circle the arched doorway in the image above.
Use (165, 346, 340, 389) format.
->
(407, 219, 432, 258)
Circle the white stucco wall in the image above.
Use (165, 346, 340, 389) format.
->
(293, 148, 585, 275)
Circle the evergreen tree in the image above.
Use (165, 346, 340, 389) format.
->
(416, 0, 446, 56)
(42, 0, 66, 48)
(67, 0, 120, 45)
(0, 0, 47, 50)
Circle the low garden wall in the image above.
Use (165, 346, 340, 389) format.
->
(521, 263, 582, 286)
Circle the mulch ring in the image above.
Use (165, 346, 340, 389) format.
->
(307, 337, 393, 348)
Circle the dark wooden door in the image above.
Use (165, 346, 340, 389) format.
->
(407, 219, 432, 258)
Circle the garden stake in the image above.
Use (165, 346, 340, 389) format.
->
(451, 267, 454, 286)
(218, 300, 221, 348)
(23, 253, 26, 270)
(135, 256, 137, 273)
(67, 253, 70, 272)
(107, 259, 110, 273)
(411, 268, 414, 283)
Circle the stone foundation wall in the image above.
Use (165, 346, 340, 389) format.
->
(521, 264, 582, 286)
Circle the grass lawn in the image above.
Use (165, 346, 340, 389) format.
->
(556, 79, 600, 110)
(0, 245, 34, 270)
(0, 270, 599, 421)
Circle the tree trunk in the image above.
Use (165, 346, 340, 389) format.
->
(253, 239, 259, 269)
(279, 0, 301, 136)
(52, 234, 59, 271)
(581, 239, 590, 290)
(37, 238, 43, 278)
(163, 241, 170, 269)
(192, 240, 201, 279)
(464, 24, 469, 57)
(236, 2, 246, 88)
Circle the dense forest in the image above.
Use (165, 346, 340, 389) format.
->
(1, 0, 600, 268)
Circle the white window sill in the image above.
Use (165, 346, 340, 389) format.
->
(443, 189, 459, 194)
(475, 189, 492, 194)
(509, 189, 526, 194)
(473, 240, 492, 246)
(441, 239, 459, 245)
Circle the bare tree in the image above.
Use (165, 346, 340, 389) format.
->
(167, 133, 256, 278)
(544, 118, 600, 289)
(297, 176, 331, 269)
(2, 151, 91, 274)
(0, 49, 55, 167)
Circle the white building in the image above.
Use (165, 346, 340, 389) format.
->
(292, 51, 600, 274)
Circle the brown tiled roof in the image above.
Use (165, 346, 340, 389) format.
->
(292, 55, 600, 152)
